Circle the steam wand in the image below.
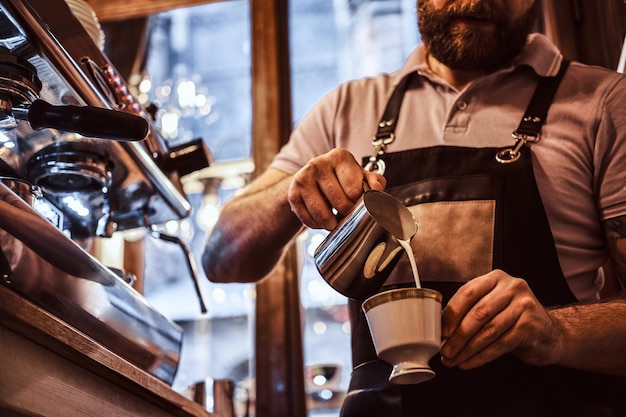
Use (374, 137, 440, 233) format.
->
(143, 211, 208, 314)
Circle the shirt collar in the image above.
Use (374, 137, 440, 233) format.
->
(393, 33, 564, 86)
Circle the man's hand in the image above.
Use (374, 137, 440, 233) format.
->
(287, 148, 386, 230)
(440, 270, 562, 369)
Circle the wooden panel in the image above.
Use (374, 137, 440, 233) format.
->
(86, 0, 223, 22)
(102, 17, 149, 81)
(542, 0, 626, 69)
(250, 1, 306, 417)
(255, 249, 307, 417)
(250, 0, 293, 174)
(0, 328, 186, 417)
(0, 285, 213, 417)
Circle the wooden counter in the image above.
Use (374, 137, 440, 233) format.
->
(0, 284, 213, 417)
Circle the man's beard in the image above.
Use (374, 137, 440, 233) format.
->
(417, 0, 539, 72)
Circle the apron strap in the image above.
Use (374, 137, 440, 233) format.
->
(515, 59, 571, 138)
(364, 74, 414, 173)
(497, 58, 571, 162)
(370, 59, 572, 168)
(374, 74, 414, 142)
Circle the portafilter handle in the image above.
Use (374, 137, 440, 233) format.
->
(13, 99, 149, 141)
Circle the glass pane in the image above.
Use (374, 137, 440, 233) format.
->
(288, 1, 420, 415)
(138, 0, 255, 411)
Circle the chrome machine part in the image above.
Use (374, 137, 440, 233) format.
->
(0, 0, 215, 385)
(0, 182, 182, 383)
(0, 0, 195, 238)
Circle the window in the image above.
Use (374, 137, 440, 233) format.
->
(140, 1, 255, 403)
(139, 1, 419, 415)
(291, 1, 419, 415)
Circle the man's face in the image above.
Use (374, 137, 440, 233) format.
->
(417, 0, 539, 72)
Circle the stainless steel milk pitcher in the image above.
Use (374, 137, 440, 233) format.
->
(313, 189, 417, 300)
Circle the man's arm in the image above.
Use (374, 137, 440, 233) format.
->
(202, 148, 387, 284)
(201, 168, 303, 283)
(544, 214, 626, 374)
(603, 214, 626, 293)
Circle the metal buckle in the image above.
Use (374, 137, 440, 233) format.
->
(495, 131, 540, 164)
(364, 158, 386, 174)
(365, 133, 394, 174)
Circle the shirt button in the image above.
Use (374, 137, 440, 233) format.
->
(457, 101, 468, 110)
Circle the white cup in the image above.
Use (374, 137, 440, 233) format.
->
(362, 287, 442, 384)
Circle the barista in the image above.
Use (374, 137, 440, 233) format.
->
(202, 0, 626, 416)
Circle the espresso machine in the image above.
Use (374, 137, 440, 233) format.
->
(0, 0, 211, 384)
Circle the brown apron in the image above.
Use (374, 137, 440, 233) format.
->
(341, 67, 626, 417)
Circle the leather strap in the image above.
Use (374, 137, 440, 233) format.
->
(374, 74, 413, 142)
(374, 59, 571, 147)
(515, 59, 570, 138)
